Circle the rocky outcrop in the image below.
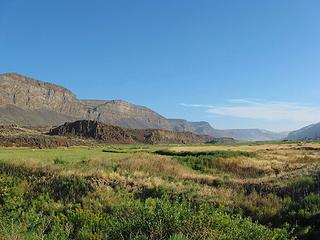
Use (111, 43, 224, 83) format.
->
(127, 128, 213, 144)
(0, 125, 92, 148)
(50, 120, 213, 144)
(49, 120, 135, 144)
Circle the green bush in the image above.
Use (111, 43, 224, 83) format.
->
(174, 155, 217, 172)
(49, 176, 94, 203)
(0, 173, 291, 240)
(103, 197, 290, 240)
(155, 150, 256, 158)
(53, 157, 65, 165)
(155, 150, 256, 173)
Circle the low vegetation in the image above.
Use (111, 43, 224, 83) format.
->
(0, 142, 320, 239)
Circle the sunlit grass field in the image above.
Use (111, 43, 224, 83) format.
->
(0, 146, 115, 161)
(0, 142, 319, 239)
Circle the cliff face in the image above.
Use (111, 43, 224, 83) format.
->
(82, 100, 172, 129)
(0, 73, 85, 117)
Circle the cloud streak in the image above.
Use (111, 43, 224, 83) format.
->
(181, 99, 320, 124)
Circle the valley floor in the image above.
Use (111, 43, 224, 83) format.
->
(0, 142, 320, 239)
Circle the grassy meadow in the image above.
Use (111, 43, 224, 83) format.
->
(0, 142, 320, 239)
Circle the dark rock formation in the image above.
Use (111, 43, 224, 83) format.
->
(49, 120, 135, 144)
(49, 120, 213, 144)
(0, 125, 91, 148)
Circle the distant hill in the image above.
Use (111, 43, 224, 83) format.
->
(168, 119, 215, 135)
(0, 73, 285, 141)
(168, 119, 286, 141)
(212, 129, 288, 141)
(287, 122, 320, 140)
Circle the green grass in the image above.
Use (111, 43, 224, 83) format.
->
(0, 144, 171, 161)
(0, 143, 319, 239)
(0, 174, 291, 240)
(0, 146, 117, 161)
(0, 146, 131, 174)
(154, 150, 256, 173)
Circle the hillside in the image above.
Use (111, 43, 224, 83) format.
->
(82, 99, 172, 130)
(0, 104, 76, 126)
(287, 122, 320, 140)
(0, 73, 84, 117)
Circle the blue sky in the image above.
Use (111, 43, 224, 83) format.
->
(1, 0, 320, 131)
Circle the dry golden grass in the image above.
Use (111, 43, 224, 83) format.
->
(170, 142, 320, 153)
(118, 153, 194, 177)
(169, 143, 320, 180)
(6, 142, 318, 186)
(117, 153, 222, 184)
(1, 142, 319, 231)
(1, 142, 319, 209)
(214, 157, 273, 177)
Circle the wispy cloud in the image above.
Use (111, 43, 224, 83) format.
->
(181, 99, 320, 124)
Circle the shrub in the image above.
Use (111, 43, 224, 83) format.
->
(103, 197, 290, 240)
(155, 150, 256, 158)
(53, 157, 65, 165)
(49, 176, 94, 203)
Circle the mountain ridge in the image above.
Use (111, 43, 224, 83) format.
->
(0, 72, 287, 141)
(286, 122, 320, 140)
